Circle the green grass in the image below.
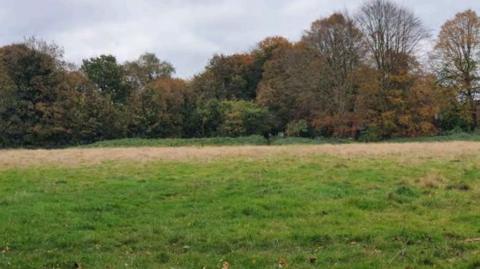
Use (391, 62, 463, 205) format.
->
(1, 152, 479, 268)
(83, 132, 480, 148)
(389, 132, 480, 143)
(84, 135, 269, 148)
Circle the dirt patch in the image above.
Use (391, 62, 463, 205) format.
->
(0, 142, 479, 170)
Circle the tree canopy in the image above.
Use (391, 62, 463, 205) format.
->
(1, 1, 479, 147)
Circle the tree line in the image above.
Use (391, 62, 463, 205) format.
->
(1, 0, 480, 147)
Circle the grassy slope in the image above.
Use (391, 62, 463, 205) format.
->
(0, 151, 479, 268)
(84, 133, 480, 148)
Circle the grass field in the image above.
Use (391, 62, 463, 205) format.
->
(1, 142, 480, 268)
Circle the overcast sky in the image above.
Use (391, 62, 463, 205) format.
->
(1, 0, 479, 78)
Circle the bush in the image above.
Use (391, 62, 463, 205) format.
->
(357, 126, 382, 142)
(286, 120, 309, 137)
(271, 137, 352, 145)
(218, 100, 272, 137)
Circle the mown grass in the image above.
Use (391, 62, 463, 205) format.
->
(84, 132, 480, 148)
(0, 150, 479, 268)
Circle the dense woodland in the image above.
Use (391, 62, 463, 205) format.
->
(1, 0, 480, 147)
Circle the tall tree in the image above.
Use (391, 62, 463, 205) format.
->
(0, 60, 17, 146)
(302, 13, 364, 136)
(256, 43, 326, 133)
(61, 71, 127, 143)
(433, 10, 480, 130)
(356, 0, 429, 78)
(191, 54, 257, 101)
(128, 78, 187, 138)
(124, 53, 175, 91)
(356, 0, 429, 137)
(250, 36, 292, 90)
(0, 44, 69, 146)
(81, 55, 130, 104)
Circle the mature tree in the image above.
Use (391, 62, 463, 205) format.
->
(0, 44, 70, 147)
(195, 99, 224, 137)
(192, 53, 257, 100)
(257, 43, 326, 133)
(0, 43, 130, 147)
(24, 37, 67, 68)
(250, 36, 292, 89)
(128, 78, 187, 138)
(252, 37, 292, 63)
(356, 0, 429, 137)
(303, 13, 363, 77)
(81, 55, 130, 103)
(61, 71, 127, 143)
(356, 0, 429, 78)
(433, 10, 480, 130)
(400, 74, 441, 136)
(0, 62, 17, 146)
(303, 13, 364, 137)
(124, 53, 175, 91)
(355, 60, 440, 139)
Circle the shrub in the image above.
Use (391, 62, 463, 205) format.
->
(286, 120, 309, 137)
(218, 100, 272, 137)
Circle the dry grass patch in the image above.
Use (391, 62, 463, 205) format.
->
(1, 141, 480, 170)
(415, 173, 446, 189)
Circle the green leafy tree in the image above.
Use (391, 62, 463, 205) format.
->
(62, 71, 127, 143)
(433, 10, 480, 130)
(286, 120, 309, 137)
(219, 100, 272, 137)
(124, 53, 175, 91)
(81, 55, 130, 104)
(192, 54, 258, 101)
(128, 78, 187, 138)
(197, 99, 224, 137)
(0, 43, 69, 147)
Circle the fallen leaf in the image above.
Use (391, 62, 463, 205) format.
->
(278, 258, 288, 268)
